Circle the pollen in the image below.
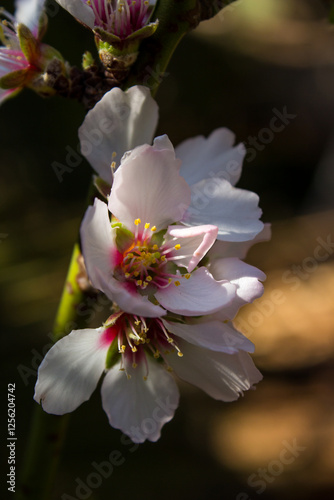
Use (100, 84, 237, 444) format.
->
(134, 218, 141, 226)
(174, 244, 181, 250)
(111, 161, 116, 170)
(131, 346, 137, 352)
(112, 151, 117, 159)
(174, 281, 181, 287)
(184, 274, 191, 279)
(145, 222, 150, 229)
(136, 280, 143, 286)
(146, 276, 153, 282)
(177, 351, 183, 357)
(151, 226, 157, 232)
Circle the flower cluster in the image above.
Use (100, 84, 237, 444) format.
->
(34, 85, 269, 443)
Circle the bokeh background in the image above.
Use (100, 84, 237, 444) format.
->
(2, 0, 334, 498)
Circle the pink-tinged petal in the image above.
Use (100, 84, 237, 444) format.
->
(177, 128, 245, 187)
(81, 199, 165, 317)
(207, 223, 271, 261)
(108, 141, 191, 232)
(155, 267, 236, 316)
(95, 267, 166, 317)
(55, 0, 95, 28)
(34, 328, 108, 414)
(101, 356, 179, 443)
(168, 340, 262, 401)
(78, 86, 158, 184)
(164, 319, 254, 354)
(15, 0, 45, 36)
(165, 224, 218, 272)
(80, 198, 116, 289)
(185, 177, 263, 242)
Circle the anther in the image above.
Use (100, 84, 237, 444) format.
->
(174, 244, 181, 250)
(151, 226, 157, 232)
(175, 281, 181, 286)
(144, 222, 150, 229)
(134, 218, 141, 226)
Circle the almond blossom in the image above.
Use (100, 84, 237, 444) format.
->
(34, 310, 262, 443)
(0, 0, 62, 102)
(80, 136, 237, 317)
(79, 85, 264, 242)
(55, 0, 158, 46)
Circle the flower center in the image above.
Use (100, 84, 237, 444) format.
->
(119, 219, 185, 291)
(86, 0, 151, 37)
(106, 314, 183, 379)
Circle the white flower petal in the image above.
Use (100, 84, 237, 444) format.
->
(165, 224, 218, 272)
(210, 257, 266, 302)
(156, 267, 236, 316)
(80, 198, 116, 290)
(164, 319, 254, 354)
(177, 128, 245, 187)
(185, 177, 263, 242)
(207, 223, 271, 260)
(15, 0, 45, 35)
(96, 267, 166, 317)
(101, 357, 179, 443)
(208, 258, 266, 321)
(168, 340, 262, 401)
(81, 199, 165, 317)
(79, 86, 158, 184)
(108, 141, 191, 232)
(55, 0, 95, 28)
(34, 328, 108, 414)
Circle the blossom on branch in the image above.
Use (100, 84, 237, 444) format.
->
(34, 310, 262, 443)
(80, 137, 238, 317)
(56, 0, 158, 74)
(0, 0, 64, 102)
(79, 85, 264, 242)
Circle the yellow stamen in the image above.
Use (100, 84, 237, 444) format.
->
(174, 244, 181, 250)
(145, 222, 150, 229)
(151, 226, 157, 232)
(175, 281, 181, 287)
(177, 351, 183, 357)
(134, 218, 141, 226)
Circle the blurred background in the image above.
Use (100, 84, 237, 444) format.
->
(1, 0, 334, 498)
